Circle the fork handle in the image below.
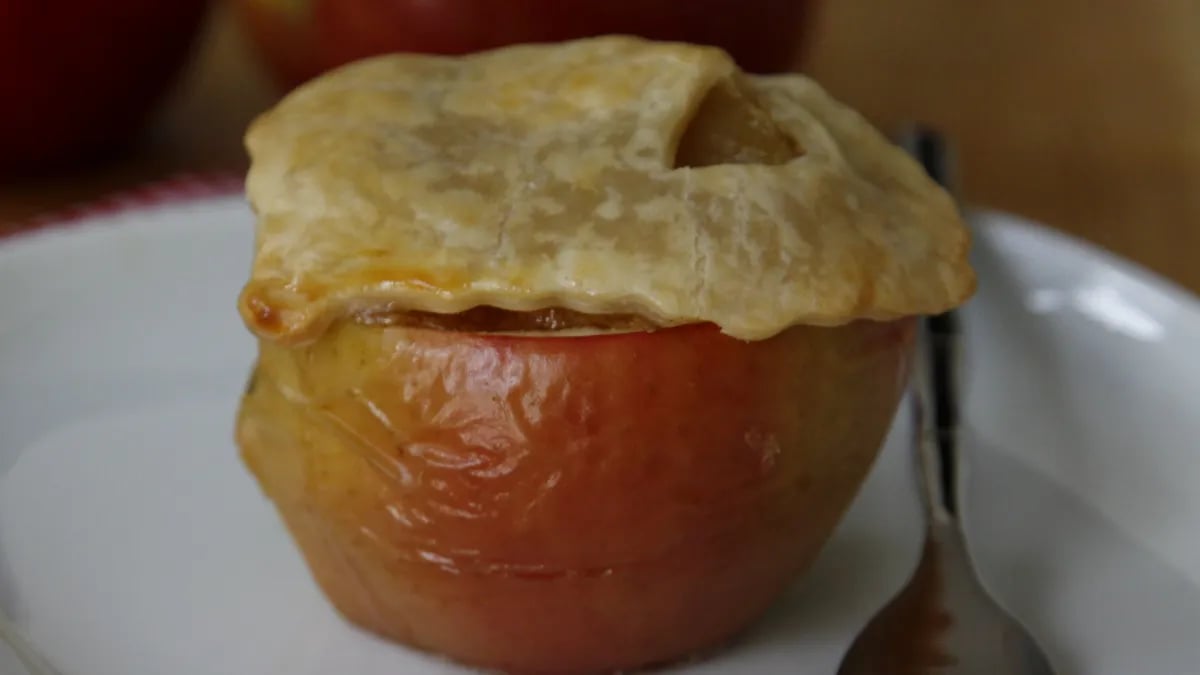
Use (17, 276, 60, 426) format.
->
(917, 311, 963, 523)
(898, 127, 966, 525)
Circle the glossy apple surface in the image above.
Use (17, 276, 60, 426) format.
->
(0, 1, 210, 173)
(237, 317, 914, 673)
(235, 0, 817, 89)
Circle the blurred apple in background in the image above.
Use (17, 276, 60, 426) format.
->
(0, 0, 211, 175)
(237, 0, 816, 90)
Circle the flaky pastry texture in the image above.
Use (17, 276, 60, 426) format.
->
(241, 36, 974, 343)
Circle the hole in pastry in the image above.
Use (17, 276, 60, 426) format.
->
(357, 305, 662, 333)
(673, 79, 801, 169)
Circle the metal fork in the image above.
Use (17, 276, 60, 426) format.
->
(836, 128, 1057, 675)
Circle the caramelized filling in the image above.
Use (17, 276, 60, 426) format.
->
(673, 78, 800, 169)
(356, 305, 663, 333)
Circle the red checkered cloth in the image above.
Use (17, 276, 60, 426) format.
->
(2, 172, 244, 241)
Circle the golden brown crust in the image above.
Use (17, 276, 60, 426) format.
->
(241, 36, 974, 343)
(358, 306, 660, 333)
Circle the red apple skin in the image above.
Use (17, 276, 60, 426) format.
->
(0, 1, 210, 173)
(237, 319, 914, 674)
(233, 0, 320, 91)
(236, 0, 817, 89)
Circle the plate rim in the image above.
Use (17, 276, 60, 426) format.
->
(971, 206, 1200, 310)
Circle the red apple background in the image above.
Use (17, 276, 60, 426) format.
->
(0, 0, 211, 174)
(236, 0, 817, 89)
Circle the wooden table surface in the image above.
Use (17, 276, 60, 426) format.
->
(3, 0, 1199, 296)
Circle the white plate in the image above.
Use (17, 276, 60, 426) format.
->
(1, 196, 1198, 674)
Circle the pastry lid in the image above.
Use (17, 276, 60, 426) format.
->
(240, 36, 974, 343)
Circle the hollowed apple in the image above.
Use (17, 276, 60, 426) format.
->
(237, 315, 914, 673)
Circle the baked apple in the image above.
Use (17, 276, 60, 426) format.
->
(235, 37, 974, 674)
